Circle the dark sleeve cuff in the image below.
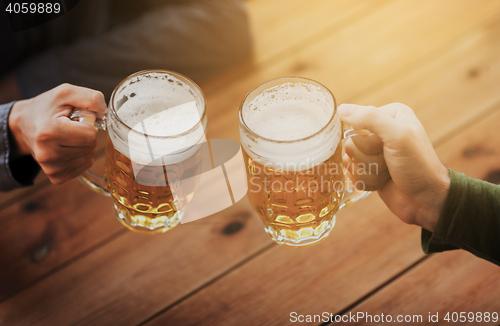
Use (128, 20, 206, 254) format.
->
(421, 168, 500, 266)
(9, 155, 41, 186)
(0, 101, 40, 192)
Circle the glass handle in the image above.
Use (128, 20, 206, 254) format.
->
(69, 110, 110, 196)
(69, 110, 107, 131)
(339, 122, 371, 209)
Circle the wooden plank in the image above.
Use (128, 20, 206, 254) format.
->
(0, 155, 123, 302)
(353, 15, 500, 143)
(0, 131, 108, 209)
(347, 251, 500, 326)
(142, 99, 500, 326)
(339, 109, 500, 325)
(199, 0, 381, 95)
(0, 174, 51, 211)
(0, 198, 272, 326)
(205, 0, 500, 142)
(247, 0, 380, 64)
(146, 195, 422, 326)
(436, 110, 500, 182)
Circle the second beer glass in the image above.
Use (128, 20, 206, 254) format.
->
(239, 77, 369, 247)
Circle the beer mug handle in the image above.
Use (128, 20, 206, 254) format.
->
(339, 123, 371, 209)
(70, 110, 111, 197)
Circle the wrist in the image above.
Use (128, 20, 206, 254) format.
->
(0, 73, 22, 104)
(414, 165, 451, 232)
(8, 100, 31, 157)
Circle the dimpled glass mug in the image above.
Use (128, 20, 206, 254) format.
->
(72, 70, 207, 234)
(239, 77, 370, 247)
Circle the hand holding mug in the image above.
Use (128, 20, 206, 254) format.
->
(338, 103, 450, 232)
(8, 84, 106, 184)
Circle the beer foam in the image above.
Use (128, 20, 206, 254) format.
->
(121, 99, 200, 137)
(109, 72, 206, 165)
(240, 82, 341, 171)
(244, 99, 329, 141)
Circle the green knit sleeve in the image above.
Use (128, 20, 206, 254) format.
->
(421, 169, 500, 266)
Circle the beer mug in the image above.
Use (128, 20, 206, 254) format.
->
(239, 77, 369, 247)
(72, 70, 207, 234)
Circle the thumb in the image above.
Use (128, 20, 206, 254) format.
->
(338, 104, 403, 142)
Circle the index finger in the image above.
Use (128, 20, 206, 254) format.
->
(338, 103, 407, 142)
(351, 133, 384, 155)
(54, 84, 107, 113)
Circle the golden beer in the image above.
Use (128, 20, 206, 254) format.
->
(239, 77, 368, 246)
(104, 136, 202, 233)
(243, 144, 344, 243)
(78, 70, 207, 233)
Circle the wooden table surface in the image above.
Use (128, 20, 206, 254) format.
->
(1, 1, 500, 325)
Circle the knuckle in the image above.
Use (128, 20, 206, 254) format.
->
(364, 106, 381, 120)
(344, 143, 356, 158)
(400, 125, 414, 138)
(392, 102, 414, 115)
(51, 177, 65, 185)
(34, 130, 53, 142)
(40, 165, 57, 176)
(35, 151, 55, 164)
(46, 172, 64, 184)
(342, 154, 351, 167)
(55, 83, 73, 96)
(90, 91, 105, 104)
(397, 125, 418, 142)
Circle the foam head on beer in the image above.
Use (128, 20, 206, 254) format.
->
(240, 82, 341, 171)
(109, 72, 206, 165)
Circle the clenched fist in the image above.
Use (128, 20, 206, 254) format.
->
(338, 103, 450, 232)
(8, 84, 106, 184)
